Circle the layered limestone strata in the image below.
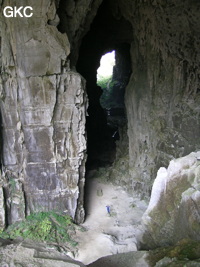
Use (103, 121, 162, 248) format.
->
(0, 0, 87, 227)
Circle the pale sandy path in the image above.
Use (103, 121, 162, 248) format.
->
(71, 178, 147, 265)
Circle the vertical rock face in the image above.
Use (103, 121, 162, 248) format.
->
(0, 0, 87, 226)
(121, 0, 200, 197)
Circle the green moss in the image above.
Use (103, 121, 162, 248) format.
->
(176, 239, 200, 260)
(148, 239, 200, 266)
(0, 211, 80, 247)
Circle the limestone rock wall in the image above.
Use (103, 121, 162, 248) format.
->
(0, 0, 200, 230)
(140, 152, 200, 249)
(0, 0, 87, 227)
(82, 0, 200, 199)
(73, 0, 200, 200)
(58, 0, 103, 65)
(121, 0, 200, 198)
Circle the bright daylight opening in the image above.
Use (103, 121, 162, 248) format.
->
(97, 50, 115, 81)
(97, 50, 116, 110)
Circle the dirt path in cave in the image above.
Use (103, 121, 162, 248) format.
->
(70, 177, 147, 265)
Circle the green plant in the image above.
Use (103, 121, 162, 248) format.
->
(97, 75, 120, 109)
(97, 75, 112, 89)
(0, 211, 80, 249)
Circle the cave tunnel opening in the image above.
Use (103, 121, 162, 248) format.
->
(97, 50, 116, 111)
(76, 1, 132, 179)
(57, 0, 133, 219)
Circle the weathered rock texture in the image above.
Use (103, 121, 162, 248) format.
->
(87, 251, 149, 267)
(0, 0, 87, 227)
(0, 239, 85, 267)
(140, 152, 200, 249)
(0, 0, 200, 234)
(76, 0, 200, 199)
(58, 0, 103, 65)
(123, 0, 200, 197)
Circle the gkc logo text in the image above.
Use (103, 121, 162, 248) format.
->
(3, 6, 33, 17)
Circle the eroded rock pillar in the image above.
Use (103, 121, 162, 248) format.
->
(0, 0, 87, 225)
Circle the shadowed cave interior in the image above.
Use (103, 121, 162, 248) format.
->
(76, 1, 132, 173)
(1, 0, 200, 265)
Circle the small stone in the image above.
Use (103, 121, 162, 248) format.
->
(97, 188, 103, 197)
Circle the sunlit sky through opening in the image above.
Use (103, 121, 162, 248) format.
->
(97, 50, 115, 80)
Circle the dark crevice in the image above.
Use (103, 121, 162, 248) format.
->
(22, 184, 28, 218)
(76, 0, 132, 173)
(2, 186, 8, 227)
(0, 111, 3, 171)
(2, 187, 10, 227)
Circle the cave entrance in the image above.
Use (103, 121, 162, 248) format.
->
(92, 50, 119, 170)
(97, 50, 119, 140)
(77, 46, 131, 175)
(84, 49, 119, 172)
(97, 50, 116, 111)
(76, 0, 132, 177)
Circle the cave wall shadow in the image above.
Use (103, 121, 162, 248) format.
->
(76, 0, 132, 171)
(76, 0, 133, 217)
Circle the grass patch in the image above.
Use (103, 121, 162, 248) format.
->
(0, 211, 82, 251)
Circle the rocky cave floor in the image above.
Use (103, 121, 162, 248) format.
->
(0, 172, 148, 267)
(2, 173, 200, 266)
(72, 174, 147, 265)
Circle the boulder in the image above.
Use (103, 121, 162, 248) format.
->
(140, 151, 200, 249)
